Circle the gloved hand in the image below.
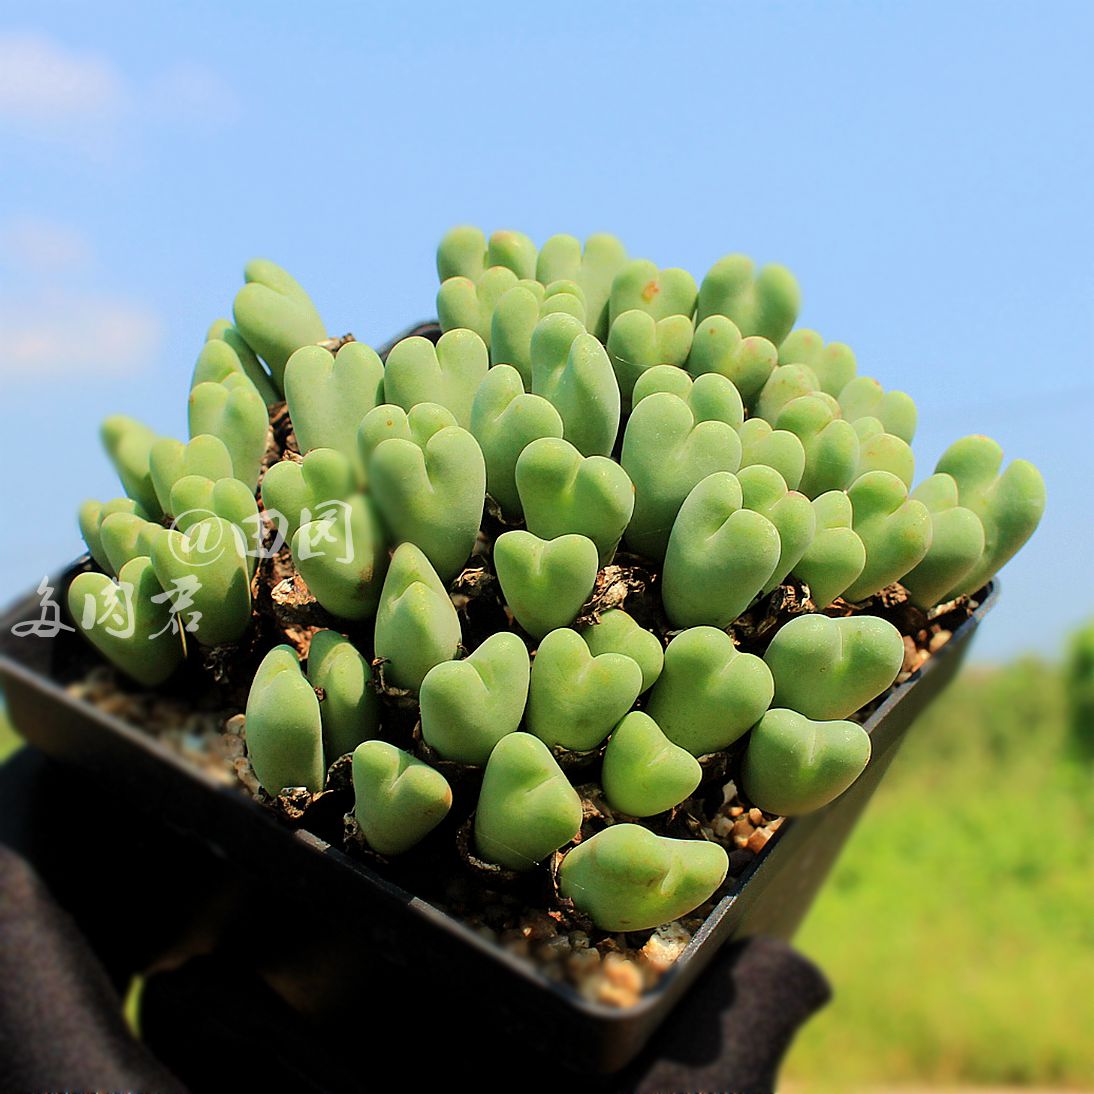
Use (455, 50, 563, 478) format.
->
(0, 748, 830, 1094)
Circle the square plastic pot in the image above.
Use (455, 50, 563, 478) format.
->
(0, 563, 995, 1073)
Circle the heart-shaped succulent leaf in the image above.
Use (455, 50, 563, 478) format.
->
(491, 281, 586, 386)
(776, 395, 861, 498)
(742, 708, 871, 816)
(696, 255, 800, 345)
(357, 402, 458, 466)
(373, 543, 461, 692)
(606, 309, 693, 408)
(170, 475, 261, 575)
(631, 363, 693, 405)
(493, 531, 599, 640)
(383, 329, 488, 429)
(526, 627, 643, 752)
(284, 342, 385, 462)
(601, 711, 702, 817)
(529, 313, 619, 457)
(753, 364, 821, 425)
(934, 435, 1046, 597)
(149, 434, 235, 515)
(352, 740, 452, 856)
(559, 824, 728, 932)
(291, 494, 389, 622)
(79, 497, 150, 574)
(369, 424, 485, 582)
(843, 470, 933, 601)
(578, 609, 664, 694)
(900, 473, 987, 609)
(778, 329, 857, 397)
(149, 517, 252, 647)
(738, 465, 816, 593)
(621, 391, 742, 561)
(791, 491, 867, 608)
(662, 472, 782, 629)
(191, 338, 269, 407)
(188, 375, 269, 492)
(204, 318, 280, 405)
(536, 232, 628, 340)
(67, 557, 183, 686)
(632, 368, 744, 430)
(232, 259, 326, 387)
(853, 416, 915, 486)
(308, 629, 381, 763)
(101, 415, 162, 518)
(474, 733, 582, 871)
(244, 645, 324, 795)
(764, 614, 904, 720)
(838, 376, 917, 443)
(98, 512, 160, 574)
(644, 626, 774, 756)
(437, 266, 524, 348)
(420, 631, 530, 765)
(469, 365, 564, 521)
(737, 418, 806, 492)
(515, 437, 634, 565)
(609, 259, 697, 325)
(687, 315, 779, 410)
(261, 448, 358, 542)
(436, 226, 537, 282)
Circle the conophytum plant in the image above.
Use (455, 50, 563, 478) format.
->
(68, 226, 1045, 939)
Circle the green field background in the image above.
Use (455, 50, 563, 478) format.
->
(784, 652, 1093, 1089)
(2, 644, 1090, 1088)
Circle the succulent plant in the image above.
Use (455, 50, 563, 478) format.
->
(763, 614, 905, 720)
(68, 557, 183, 686)
(601, 711, 702, 817)
(493, 531, 599, 640)
(232, 259, 326, 388)
(535, 232, 627, 340)
(741, 709, 871, 816)
(526, 627, 643, 752)
(284, 342, 385, 463)
(644, 626, 773, 756)
(777, 329, 857, 397)
(661, 471, 781, 628)
(474, 733, 582, 870)
(559, 824, 728, 932)
(696, 255, 800, 345)
(244, 645, 325, 795)
(352, 740, 452, 855)
(68, 230, 1044, 946)
(934, 435, 1046, 597)
(308, 629, 381, 761)
(607, 309, 694, 408)
(420, 632, 530, 765)
(578, 609, 664, 694)
(373, 543, 461, 692)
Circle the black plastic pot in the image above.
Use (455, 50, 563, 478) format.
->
(0, 563, 996, 1073)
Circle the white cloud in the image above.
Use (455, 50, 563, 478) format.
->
(2, 217, 92, 273)
(0, 31, 240, 153)
(0, 294, 162, 379)
(0, 31, 124, 122)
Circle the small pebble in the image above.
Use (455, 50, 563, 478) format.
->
(746, 828, 771, 853)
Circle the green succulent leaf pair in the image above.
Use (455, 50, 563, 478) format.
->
(246, 633, 380, 796)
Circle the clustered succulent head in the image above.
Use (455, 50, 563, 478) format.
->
(71, 225, 1046, 936)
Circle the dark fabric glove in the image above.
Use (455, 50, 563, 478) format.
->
(0, 748, 830, 1094)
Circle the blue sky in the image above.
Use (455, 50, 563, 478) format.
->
(1, 1, 1091, 660)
